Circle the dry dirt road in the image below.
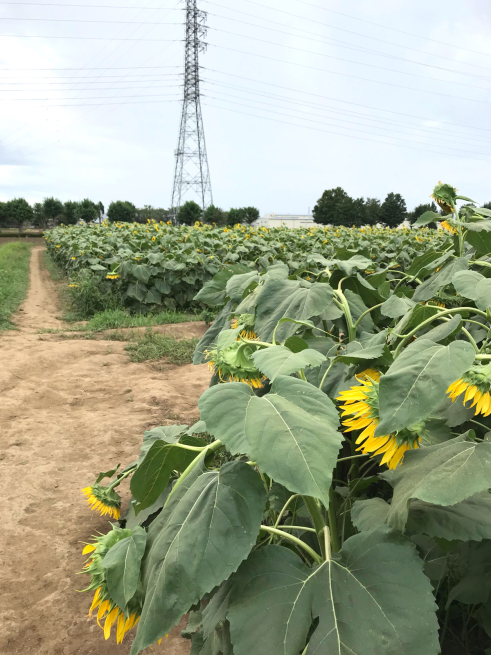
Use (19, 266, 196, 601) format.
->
(0, 247, 211, 655)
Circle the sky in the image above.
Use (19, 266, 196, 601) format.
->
(0, 0, 490, 215)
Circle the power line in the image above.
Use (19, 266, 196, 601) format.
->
(288, 0, 491, 58)
(207, 44, 491, 105)
(0, 16, 182, 23)
(0, 65, 181, 69)
(0, 83, 181, 92)
(203, 3, 491, 78)
(202, 88, 490, 153)
(0, 33, 179, 39)
(205, 68, 491, 133)
(203, 101, 489, 162)
(0, 73, 181, 81)
(202, 78, 491, 145)
(0, 1, 180, 7)
(207, 26, 491, 91)
(0, 91, 181, 100)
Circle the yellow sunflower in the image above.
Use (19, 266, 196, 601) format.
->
(82, 484, 121, 519)
(337, 374, 420, 470)
(447, 365, 491, 417)
(231, 317, 258, 340)
(440, 220, 456, 234)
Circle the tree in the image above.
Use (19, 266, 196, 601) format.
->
(62, 201, 78, 225)
(380, 192, 407, 228)
(43, 197, 63, 224)
(227, 207, 246, 226)
(408, 201, 438, 228)
(313, 187, 350, 225)
(483, 202, 491, 210)
(97, 201, 105, 221)
(5, 198, 33, 227)
(75, 198, 98, 223)
(365, 198, 381, 226)
(136, 205, 170, 223)
(203, 204, 227, 225)
(177, 200, 202, 225)
(0, 202, 8, 227)
(107, 200, 137, 223)
(241, 206, 260, 225)
(32, 203, 47, 228)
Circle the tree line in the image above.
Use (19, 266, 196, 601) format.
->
(312, 187, 491, 228)
(0, 197, 260, 228)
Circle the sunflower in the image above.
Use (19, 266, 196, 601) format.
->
(106, 274, 121, 280)
(82, 484, 121, 519)
(431, 181, 457, 214)
(440, 220, 456, 234)
(231, 314, 258, 340)
(205, 341, 265, 389)
(447, 364, 491, 416)
(337, 374, 420, 469)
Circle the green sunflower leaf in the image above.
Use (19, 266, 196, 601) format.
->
(102, 526, 147, 610)
(375, 339, 475, 436)
(254, 279, 334, 342)
(381, 436, 491, 530)
(130, 460, 265, 654)
(228, 526, 439, 655)
(251, 345, 326, 381)
(130, 440, 199, 514)
(193, 301, 233, 365)
(412, 257, 468, 303)
(199, 376, 342, 508)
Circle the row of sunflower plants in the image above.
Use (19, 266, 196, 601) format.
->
(79, 183, 491, 653)
(46, 215, 449, 314)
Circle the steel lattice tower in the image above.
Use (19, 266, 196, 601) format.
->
(171, 0, 212, 217)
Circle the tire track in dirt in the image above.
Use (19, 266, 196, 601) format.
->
(0, 247, 210, 654)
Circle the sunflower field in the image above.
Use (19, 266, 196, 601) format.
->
(46, 216, 450, 315)
(80, 184, 491, 654)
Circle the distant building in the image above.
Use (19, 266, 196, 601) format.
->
(254, 213, 316, 229)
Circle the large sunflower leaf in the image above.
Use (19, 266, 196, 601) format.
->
(228, 526, 439, 655)
(375, 339, 475, 436)
(254, 279, 334, 342)
(381, 436, 491, 530)
(352, 493, 491, 542)
(130, 460, 265, 654)
(412, 257, 468, 302)
(251, 345, 326, 381)
(102, 526, 147, 610)
(193, 301, 233, 365)
(199, 376, 342, 507)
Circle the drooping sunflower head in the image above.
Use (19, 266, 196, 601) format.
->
(205, 341, 265, 389)
(447, 364, 491, 417)
(81, 528, 145, 644)
(82, 483, 121, 519)
(337, 376, 420, 470)
(431, 181, 457, 214)
(230, 313, 258, 340)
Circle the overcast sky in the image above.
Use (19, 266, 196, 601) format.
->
(0, 0, 490, 215)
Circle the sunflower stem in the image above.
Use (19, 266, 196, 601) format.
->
(107, 466, 136, 491)
(328, 487, 340, 554)
(259, 526, 323, 565)
(394, 307, 488, 357)
(163, 439, 222, 509)
(302, 496, 327, 559)
(323, 526, 332, 562)
(274, 494, 301, 529)
(353, 303, 384, 330)
(337, 454, 366, 463)
(334, 290, 356, 342)
(318, 360, 334, 390)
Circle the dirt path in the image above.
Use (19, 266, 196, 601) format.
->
(0, 247, 210, 654)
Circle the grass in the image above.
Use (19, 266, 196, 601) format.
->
(124, 330, 199, 366)
(84, 308, 201, 331)
(0, 241, 32, 329)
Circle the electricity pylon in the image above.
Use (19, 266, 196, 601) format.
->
(170, 0, 213, 219)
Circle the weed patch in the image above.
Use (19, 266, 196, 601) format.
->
(0, 242, 32, 329)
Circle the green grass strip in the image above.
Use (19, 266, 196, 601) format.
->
(124, 330, 199, 366)
(0, 242, 32, 329)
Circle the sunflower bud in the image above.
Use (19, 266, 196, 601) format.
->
(82, 483, 121, 519)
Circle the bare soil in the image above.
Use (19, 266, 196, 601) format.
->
(0, 247, 210, 654)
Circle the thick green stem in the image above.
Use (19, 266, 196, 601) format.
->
(334, 289, 356, 342)
(337, 454, 366, 463)
(277, 525, 317, 533)
(303, 495, 327, 559)
(451, 201, 464, 257)
(107, 466, 136, 491)
(393, 307, 488, 357)
(274, 494, 301, 529)
(259, 526, 323, 564)
(328, 487, 340, 553)
(163, 439, 222, 509)
(353, 303, 384, 330)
